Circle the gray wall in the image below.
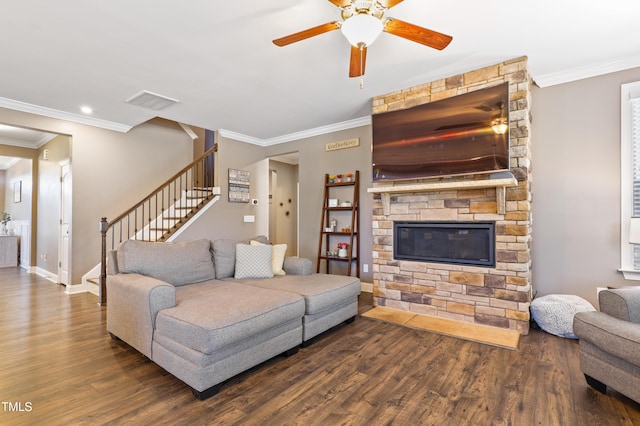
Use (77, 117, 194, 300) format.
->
(531, 66, 640, 306)
(265, 126, 373, 282)
(0, 110, 196, 284)
(178, 127, 374, 283)
(175, 135, 269, 242)
(4, 158, 32, 224)
(36, 135, 70, 275)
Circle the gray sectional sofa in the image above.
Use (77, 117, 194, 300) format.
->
(573, 287, 640, 404)
(106, 237, 360, 399)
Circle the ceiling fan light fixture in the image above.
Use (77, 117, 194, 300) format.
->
(341, 13, 383, 47)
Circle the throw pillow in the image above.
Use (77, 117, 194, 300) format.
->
(250, 240, 287, 276)
(212, 236, 273, 278)
(212, 239, 238, 278)
(234, 243, 273, 279)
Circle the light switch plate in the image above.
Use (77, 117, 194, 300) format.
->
(244, 215, 255, 223)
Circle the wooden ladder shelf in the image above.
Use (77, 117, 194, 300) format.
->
(316, 170, 360, 277)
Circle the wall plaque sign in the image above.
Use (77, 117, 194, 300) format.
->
(326, 137, 360, 152)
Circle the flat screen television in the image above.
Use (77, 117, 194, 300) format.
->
(372, 82, 510, 181)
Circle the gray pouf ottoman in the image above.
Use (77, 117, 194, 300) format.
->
(530, 294, 596, 339)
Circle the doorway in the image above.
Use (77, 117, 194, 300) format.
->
(268, 154, 299, 257)
(0, 126, 71, 284)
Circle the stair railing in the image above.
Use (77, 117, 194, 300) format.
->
(98, 145, 217, 305)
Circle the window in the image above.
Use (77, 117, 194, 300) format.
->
(620, 81, 640, 279)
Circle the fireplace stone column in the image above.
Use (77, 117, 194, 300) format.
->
(370, 57, 532, 334)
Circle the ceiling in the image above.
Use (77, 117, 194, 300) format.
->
(0, 1, 639, 144)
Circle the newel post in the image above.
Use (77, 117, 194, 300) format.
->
(99, 217, 109, 306)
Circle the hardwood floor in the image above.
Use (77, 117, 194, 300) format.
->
(1, 267, 639, 425)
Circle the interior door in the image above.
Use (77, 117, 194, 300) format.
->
(58, 161, 71, 285)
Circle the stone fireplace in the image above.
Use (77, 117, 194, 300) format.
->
(369, 57, 532, 334)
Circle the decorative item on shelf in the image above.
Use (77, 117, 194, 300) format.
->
(341, 201, 352, 207)
(328, 175, 335, 183)
(341, 227, 351, 233)
(330, 218, 337, 232)
(328, 198, 338, 207)
(345, 172, 353, 182)
(336, 174, 343, 183)
(1, 212, 11, 236)
(337, 242, 348, 258)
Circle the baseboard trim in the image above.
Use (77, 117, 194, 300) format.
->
(361, 282, 373, 293)
(65, 283, 88, 295)
(35, 267, 58, 284)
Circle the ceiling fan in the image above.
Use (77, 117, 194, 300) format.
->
(272, 0, 453, 78)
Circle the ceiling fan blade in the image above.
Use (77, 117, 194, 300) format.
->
(273, 22, 341, 46)
(379, 0, 405, 8)
(349, 44, 367, 78)
(384, 18, 452, 50)
(328, 0, 352, 6)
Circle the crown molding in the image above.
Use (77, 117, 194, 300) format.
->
(219, 116, 372, 147)
(217, 129, 265, 146)
(0, 133, 56, 149)
(0, 97, 132, 133)
(533, 54, 640, 88)
(263, 116, 371, 146)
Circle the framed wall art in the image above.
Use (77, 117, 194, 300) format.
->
(228, 169, 250, 203)
(14, 181, 21, 203)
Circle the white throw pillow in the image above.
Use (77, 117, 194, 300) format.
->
(251, 240, 287, 276)
(234, 243, 273, 279)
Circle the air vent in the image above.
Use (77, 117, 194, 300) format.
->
(125, 90, 179, 111)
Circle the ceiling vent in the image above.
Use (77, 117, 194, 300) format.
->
(125, 90, 179, 111)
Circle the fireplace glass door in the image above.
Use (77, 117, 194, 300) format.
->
(394, 221, 495, 267)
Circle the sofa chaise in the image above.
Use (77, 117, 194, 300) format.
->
(106, 237, 360, 399)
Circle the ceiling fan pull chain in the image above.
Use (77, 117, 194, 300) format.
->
(360, 43, 365, 89)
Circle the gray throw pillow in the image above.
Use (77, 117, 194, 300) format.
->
(117, 239, 215, 286)
(212, 239, 238, 278)
(234, 243, 273, 279)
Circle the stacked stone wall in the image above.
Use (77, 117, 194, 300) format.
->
(371, 57, 532, 334)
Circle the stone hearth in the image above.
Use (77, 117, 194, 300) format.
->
(370, 57, 532, 334)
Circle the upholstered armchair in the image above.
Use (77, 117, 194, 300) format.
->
(573, 287, 640, 404)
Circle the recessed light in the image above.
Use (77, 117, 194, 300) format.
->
(80, 106, 93, 114)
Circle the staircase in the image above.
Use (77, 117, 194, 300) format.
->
(128, 187, 220, 242)
(89, 146, 220, 303)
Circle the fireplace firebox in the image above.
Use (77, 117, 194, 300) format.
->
(394, 221, 495, 267)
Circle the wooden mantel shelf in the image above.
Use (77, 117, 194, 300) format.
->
(367, 177, 518, 215)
